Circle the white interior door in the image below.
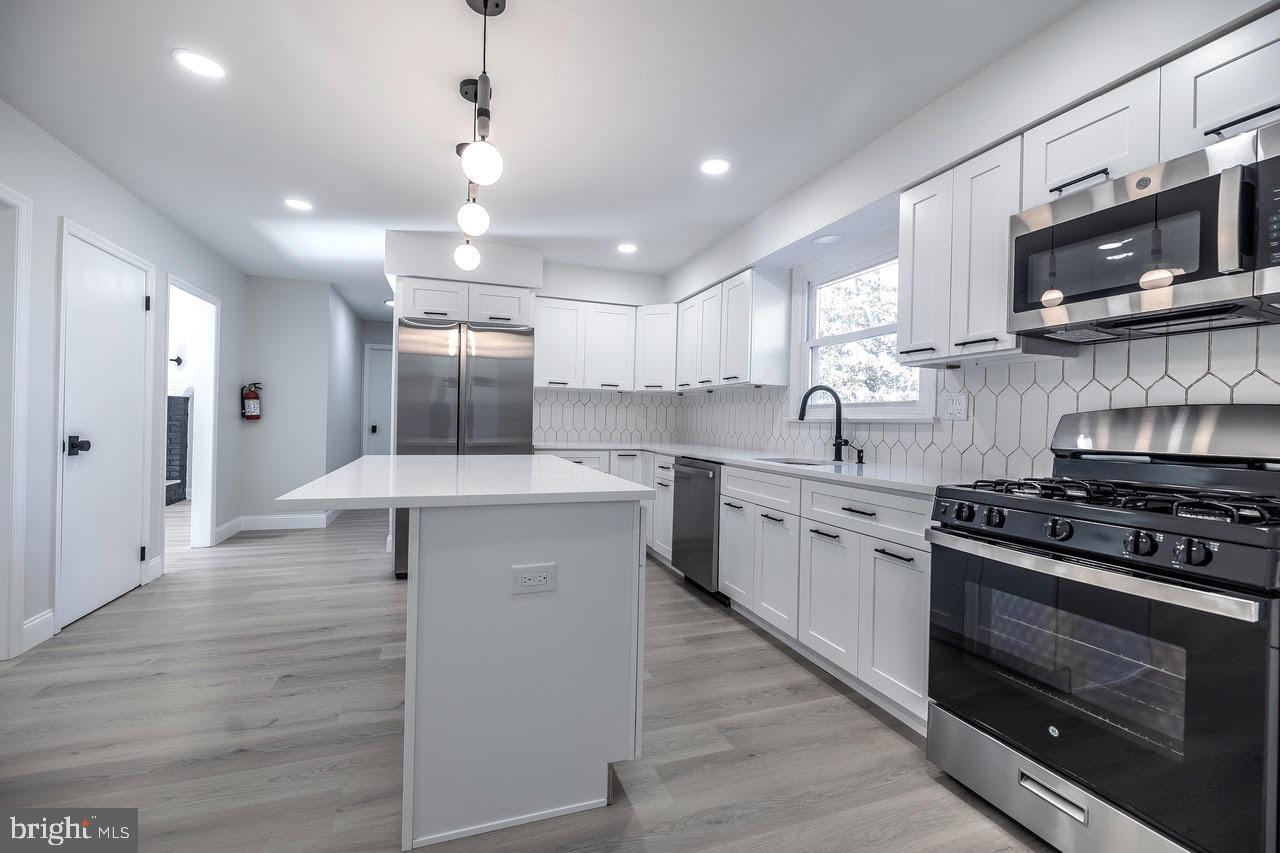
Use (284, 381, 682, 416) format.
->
(363, 344, 393, 454)
(59, 230, 149, 626)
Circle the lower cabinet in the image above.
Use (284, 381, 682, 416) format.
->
(718, 498, 755, 605)
(754, 507, 799, 638)
(652, 477, 674, 561)
(858, 538, 929, 719)
(798, 524, 861, 673)
(536, 450, 609, 471)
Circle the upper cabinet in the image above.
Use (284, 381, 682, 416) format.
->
(583, 303, 637, 391)
(1160, 10, 1280, 160)
(897, 171, 953, 365)
(469, 283, 533, 326)
(1021, 70, 1160, 207)
(533, 298, 587, 388)
(397, 277, 469, 321)
(718, 268, 789, 386)
(675, 298, 700, 390)
(695, 285, 722, 387)
(635, 304, 677, 391)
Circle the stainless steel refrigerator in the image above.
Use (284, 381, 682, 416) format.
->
(393, 317, 534, 576)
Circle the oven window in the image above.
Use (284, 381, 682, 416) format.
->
(971, 583, 1187, 757)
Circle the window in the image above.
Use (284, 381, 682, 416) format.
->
(802, 259, 932, 420)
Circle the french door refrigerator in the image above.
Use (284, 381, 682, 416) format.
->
(392, 317, 534, 576)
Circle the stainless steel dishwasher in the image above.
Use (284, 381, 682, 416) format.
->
(672, 457, 725, 601)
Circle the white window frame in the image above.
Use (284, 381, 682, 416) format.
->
(789, 254, 936, 423)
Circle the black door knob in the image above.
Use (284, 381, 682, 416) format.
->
(67, 435, 92, 456)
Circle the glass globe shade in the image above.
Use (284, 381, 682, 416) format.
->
(457, 200, 490, 237)
(1139, 268, 1175, 290)
(461, 140, 504, 186)
(454, 242, 481, 271)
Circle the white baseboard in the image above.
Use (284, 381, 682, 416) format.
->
(410, 798, 606, 848)
(239, 511, 340, 531)
(213, 517, 242, 544)
(21, 609, 56, 653)
(143, 555, 164, 584)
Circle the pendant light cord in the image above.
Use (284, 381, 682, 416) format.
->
(472, 5, 489, 142)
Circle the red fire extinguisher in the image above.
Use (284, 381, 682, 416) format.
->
(241, 383, 263, 420)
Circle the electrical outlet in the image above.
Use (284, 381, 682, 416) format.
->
(941, 392, 970, 421)
(512, 562, 557, 595)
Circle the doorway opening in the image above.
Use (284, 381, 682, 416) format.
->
(166, 278, 218, 559)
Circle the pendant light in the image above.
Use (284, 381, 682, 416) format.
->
(452, 0, 506, 270)
(454, 240, 481, 271)
(457, 183, 490, 237)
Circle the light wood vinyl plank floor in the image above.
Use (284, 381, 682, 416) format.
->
(0, 509, 1046, 852)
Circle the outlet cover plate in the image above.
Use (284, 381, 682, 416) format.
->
(512, 562, 557, 595)
(941, 391, 970, 421)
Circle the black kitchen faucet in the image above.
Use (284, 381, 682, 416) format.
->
(798, 384, 864, 464)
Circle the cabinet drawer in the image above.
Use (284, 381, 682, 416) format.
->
(722, 466, 802, 515)
(653, 454, 676, 479)
(536, 450, 609, 471)
(802, 480, 930, 544)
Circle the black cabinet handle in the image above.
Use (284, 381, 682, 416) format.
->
(1049, 167, 1110, 196)
(644, 384, 663, 389)
(809, 528, 840, 540)
(600, 383, 620, 388)
(723, 501, 744, 510)
(488, 315, 512, 321)
(761, 513, 784, 523)
(67, 435, 92, 456)
(547, 380, 569, 386)
(874, 547, 915, 563)
(422, 310, 449, 316)
(954, 337, 1001, 348)
(617, 453, 637, 458)
(658, 464, 672, 470)
(898, 346, 936, 356)
(370, 424, 378, 434)
(677, 383, 691, 388)
(1205, 103, 1280, 137)
(698, 379, 712, 384)
(841, 506, 877, 518)
(656, 481, 670, 488)
(722, 375, 739, 381)
(571, 460, 584, 464)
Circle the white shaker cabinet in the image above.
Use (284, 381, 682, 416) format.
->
(533, 298, 587, 388)
(652, 475, 674, 562)
(397, 277, 469, 321)
(609, 451, 644, 483)
(948, 138, 1023, 358)
(718, 498, 755, 606)
(718, 268, 790, 386)
(635, 303, 678, 391)
(468, 283, 533, 325)
(1021, 70, 1160, 207)
(1160, 10, 1280, 160)
(583, 303, 636, 391)
(897, 171, 953, 365)
(857, 539, 929, 719)
(754, 507, 800, 639)
(695, 285, 722, 388)
(798, 524, 860, 673)
(675, 298, 699, 391)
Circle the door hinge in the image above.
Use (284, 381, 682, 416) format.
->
(145, 295, 151, 311)
(139, 545, 147, 562)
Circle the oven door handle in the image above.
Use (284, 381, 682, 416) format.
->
(1218, 163, 1245, 274)
(925, 528, 1261, 623)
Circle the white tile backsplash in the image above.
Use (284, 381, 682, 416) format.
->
(533, 326, 1280, 478)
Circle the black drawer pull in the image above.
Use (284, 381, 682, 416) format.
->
(874, 547, 915, 563)
(841, 506, 877, 518)
(698, 379, 712, 384)
(677, 383, 691, 388)
(761, 513, 784, 523)
(617, 453, 637, 458)
(722, 375, 739, 381)
(644, 384, 663, 389)
(1049, 167, 1109, 196)
(898, 346, 936, 356)
(547, 380, 569, 386)
(723, 501, 744, 510)
(656, 481, 670, 488)
(658, 464, 672, 470)
(422, 310, 449, 316)
(954, 336, 1000, 348)
(809, 528, 840, 540)
(600, 383, 620, 388)
(1205, 103, 1280, 137)
(571, 460, 584, 464)
(487, 315, 512, 321)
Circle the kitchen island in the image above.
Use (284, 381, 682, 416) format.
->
(277, 454, 653, 850)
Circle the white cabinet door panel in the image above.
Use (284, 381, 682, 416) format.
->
(469, 283, 532, 325)
(858, 540, 928, 719)
(949, 138, 1022, 356)
(636, 303, 677, 391)
(718, 498, 755, 606)
(719, 272, 752, 383)
(897, 171, 953, 364)
(1160, 10, 1280, 159)
(754, 508, 799, 639)
(676, 298, 699, 390)
(584, 303, 636, 391)
(400, 278, 468, 321)
(533, 299, 586, 388)
(609, 451, 644, 484)
(696, 286, 722, 386)
(653, 478, 674, 560)
(1022, 71, 1159, 207)
(798, 525, 860, 672)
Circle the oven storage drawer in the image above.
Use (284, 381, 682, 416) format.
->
(927, 529, 1276, 852)
(928, 704, 1187, 853)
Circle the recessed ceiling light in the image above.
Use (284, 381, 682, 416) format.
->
(384, 299, 395, 307)
(283, 197, 313, 212)
(616, 242, 638, 254)
(171, 49, 227, 79)
(811, 234, 842, 245)
(699, 157, 731, 176)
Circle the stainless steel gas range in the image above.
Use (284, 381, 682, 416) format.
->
(926, 404, 1280, 853)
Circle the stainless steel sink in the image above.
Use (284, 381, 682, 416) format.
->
(756, 457, 831, 466)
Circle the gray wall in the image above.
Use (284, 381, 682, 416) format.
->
(0, 97, 249, 623)
(542, 262, 666, 305)
(360, 318, 393, 346)
(326, 287, 363, 472)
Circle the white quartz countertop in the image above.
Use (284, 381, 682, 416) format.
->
(536, 442, 957, 497)
(277, 454, 655, 511)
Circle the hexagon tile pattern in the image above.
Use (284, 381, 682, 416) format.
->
(536, 326, 1280, 479)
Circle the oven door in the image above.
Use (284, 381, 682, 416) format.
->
(1008, 132, 1258, 341)
(928, 529, 1277, 853)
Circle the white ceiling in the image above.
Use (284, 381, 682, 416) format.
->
(0, 0, 1083, 318)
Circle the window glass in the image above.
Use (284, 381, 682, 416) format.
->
(814, 261, 899, 337)
(815, 334, 919, 404)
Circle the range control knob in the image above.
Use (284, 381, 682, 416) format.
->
(1175, 537, 1213, 567)
(1124, 530, 1159, 557)
(983, 507, 1007, 528)
(954, 503, 976, 522)
(1044, 517, 1073, 541)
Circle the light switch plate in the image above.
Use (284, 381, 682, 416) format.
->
(512, 562, 557, 595)
(941, 392, 970, 421)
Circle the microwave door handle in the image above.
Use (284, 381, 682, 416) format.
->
(1218, 164, 1245, 274)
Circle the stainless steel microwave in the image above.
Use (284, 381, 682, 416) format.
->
(1008, 122, 1280, 342)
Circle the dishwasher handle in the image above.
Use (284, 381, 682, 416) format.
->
(674, 464, 714, 478)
